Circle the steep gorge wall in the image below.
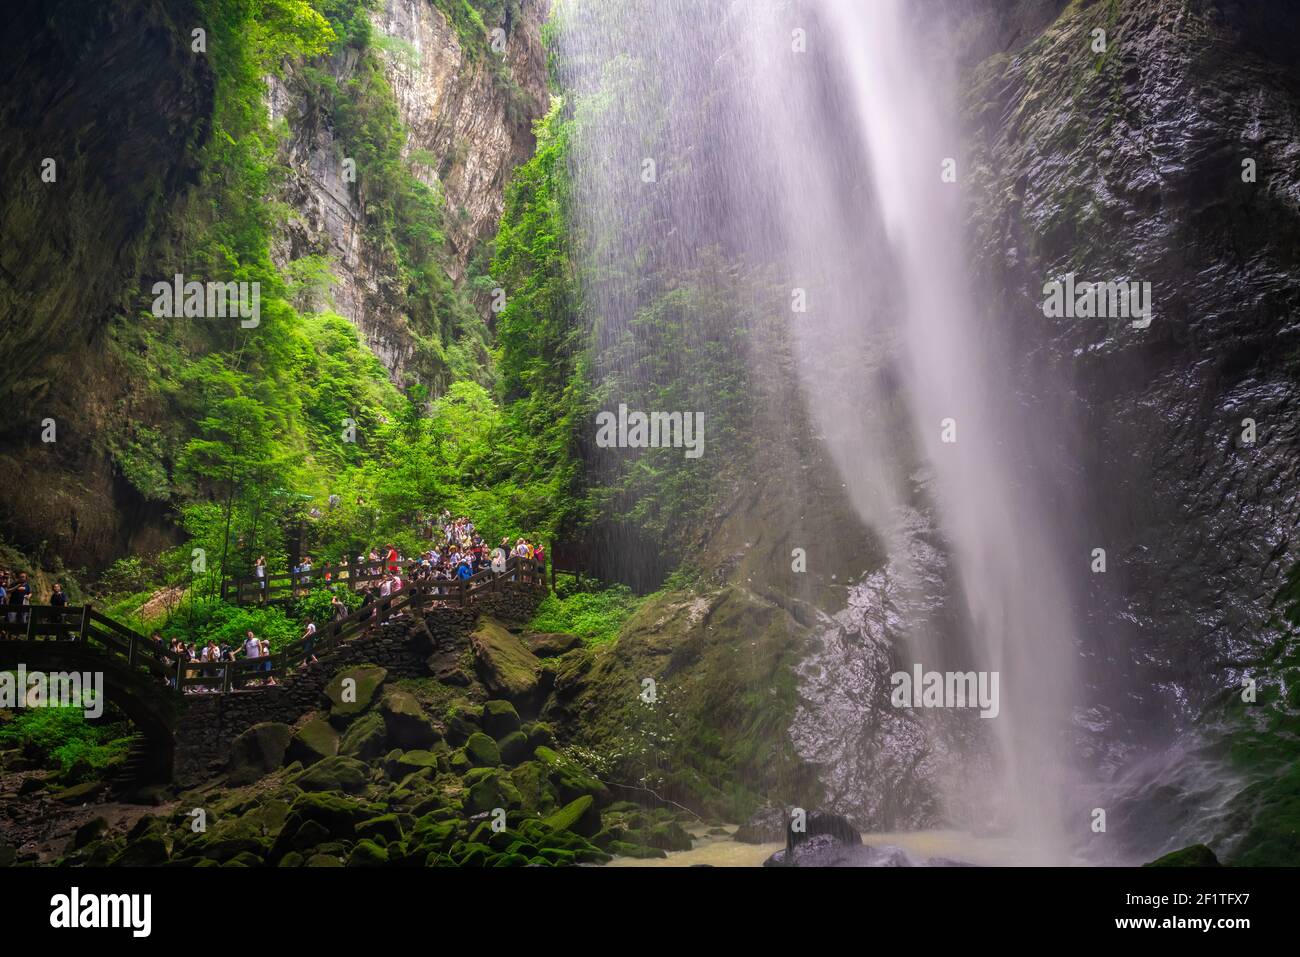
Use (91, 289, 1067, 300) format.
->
(0, 0, 213, 572)
(270, 0, 550, 383)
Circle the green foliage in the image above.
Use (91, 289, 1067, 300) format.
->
(529, 580, 642, 646)
(0, 696, 132, 779)
(160, 598, 299, 652)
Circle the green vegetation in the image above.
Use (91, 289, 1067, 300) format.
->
(528, 579, 641, 646)
(0, 698, 132, 780)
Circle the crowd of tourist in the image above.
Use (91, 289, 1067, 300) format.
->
(176, 511, 544, 692)
(1, 570, 70, 632)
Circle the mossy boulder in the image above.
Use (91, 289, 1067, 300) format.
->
(542, 796, 601, 838)
(524, 722, 556, 751)
(465, 774, 507, 816)
(608, 840, 667, 860)
(338, 711, 388, 759)
(385, 749, 443, 780)
(110, 832, 170, 866)
(73, 817, 109, 850)
(510, 761, 559, 815)
(286, 718, 340, 767)
(1144, 844, 1222, 867)
(527, 632, 582, 657)
(356, 814, 404, 843)
(534, 746, 610, 806)
(465, 731, 502, 768)
(471, 618, 542, 704)
(347, 839, 390, 867)
(498, 731, 531, 766)
(324, 665, 388, 723)
(443, 704, 482, 746)
(293, 755, 369, 794)
(306, 853, 344, 867)
(290, 792, 367, 837)
(380, 690, 442, 750)
(456, 842, 493, 866)
(481, 699, 522, 739)
(227, 722, 293, 786)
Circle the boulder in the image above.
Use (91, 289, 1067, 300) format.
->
(338, 712, 388, 759)
(380, 690, 441, 750)
(73, 817, 110, 849)
(227, 722, 293, 786)
(286, 718, 340, 767)
(465, 732, 502, 768)
(471, 618, 541, 704)
(524, 722, 556, 751)
(293, 756, 369, 794)
(498, 731, 531, 766)
(324, 665, 388, 722)
(542, 796, 601, 838)
(443, 704, 482, 746)
(527, 632, 582, 657)
(1144, 844, 1222, 867)
(734, 804, 786, 844)
(481, 699, 522, 739)
(356, 814, 404, 844)
(534, 746, 610, 805)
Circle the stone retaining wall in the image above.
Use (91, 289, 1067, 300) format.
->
(172, 585, 542, 783)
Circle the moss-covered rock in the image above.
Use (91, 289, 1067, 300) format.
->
(338, 711, 388, 759)
(287, 718, 340, 768)
(527, 632, 582, 657)
(324, 665, 388, 723)
(443, 704, 482, 746)
(471, 618, 542, 704)
(498, 730, 531, 766)
(356, 814, 404, 844)
(510, 761, 559, 815)
(385, 749, 443, 780)
(110, 832, 170, 866)
(1144, 844, 1222, 867)
(534, 746, 610, 806)
(380, 690, 441, 750)
(542, 795, 601, 837)
(524, 722, 556, 751)
(456, 842, 493, 866)
(293, 756, 370, 794)
(227, 722, 293, 786)
(608, 840, 667, 860)
(465, 731, 502, 768)
(306, 853, 344, 867)
(73, 817, 109, 849)
(482, 699, 523, 739)
(347, 839, 390, 867)
(465, 773, 507, 816)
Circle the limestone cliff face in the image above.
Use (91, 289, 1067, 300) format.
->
(271, 0, 551, 384)
(0, 0, 211, 572)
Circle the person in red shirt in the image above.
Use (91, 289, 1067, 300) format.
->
(385, 545, 399, 575)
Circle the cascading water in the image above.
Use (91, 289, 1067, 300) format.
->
(554, 0, 1092, 863)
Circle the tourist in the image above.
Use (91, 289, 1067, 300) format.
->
(254, 555, 266, 604)
(50, 582, 68, 607)
(8, 572, 30, 626)
(260, 638, 275, 686)
(241, 630, 261, 687)
(330, 594, 348, 623)
(301, 620, 318, 667)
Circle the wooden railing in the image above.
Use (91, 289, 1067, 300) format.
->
(220, 553, 545, 606)
(0, 605, 178, 684)
(2, 557, 544, 697)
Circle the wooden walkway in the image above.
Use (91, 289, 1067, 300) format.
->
(1, 557, 544, 696)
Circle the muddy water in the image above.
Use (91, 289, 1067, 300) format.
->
(608, 824, 1049, 867)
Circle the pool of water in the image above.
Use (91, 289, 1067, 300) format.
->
(607, 825, 1049, 867)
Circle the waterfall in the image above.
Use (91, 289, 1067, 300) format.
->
(554, 0, 1087, 862)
